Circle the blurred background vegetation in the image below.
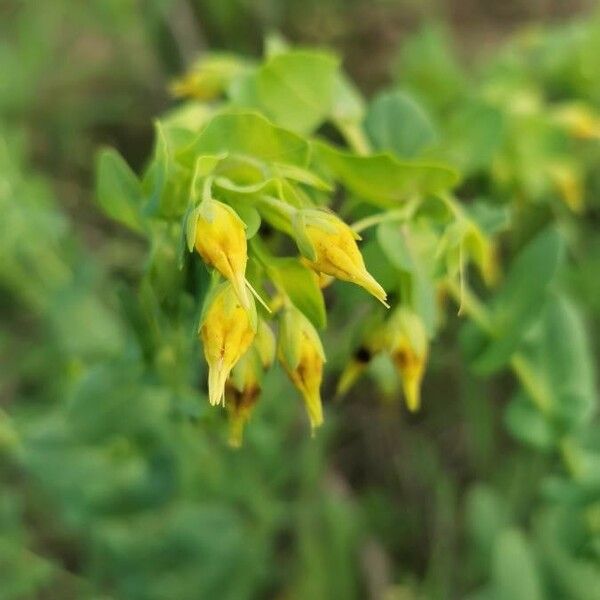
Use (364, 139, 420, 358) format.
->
(1, 1, 599, 599)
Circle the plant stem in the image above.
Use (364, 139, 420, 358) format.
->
(351, 198, 421, 234)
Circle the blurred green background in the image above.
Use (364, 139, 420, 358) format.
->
(1, 1, 599, 599)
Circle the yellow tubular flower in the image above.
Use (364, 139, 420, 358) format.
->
(225, 349, 262, 448)
(547, 163, 584, 213)
(225, 321, 275, 447)
(336, 322, 387, 397)
(278, 306, 326, 430)
(301, 210, 389, 307)
(386, 308, 428, 412)
(194, 200, 250, 308)
(200, 283, 256, 406)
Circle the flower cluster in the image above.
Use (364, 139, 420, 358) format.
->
(192, 190, 389, 444)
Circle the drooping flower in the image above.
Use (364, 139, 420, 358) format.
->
(194, 200, 250, 308)
(386, 308, 428, 412)
(225, 350, 261, 448)
(298, 209, 389, 307)
(278, 306, 326, 430)
(335, 321, 387, 397)
(225, 320, 276, 447)
(200, 282, 256, 406)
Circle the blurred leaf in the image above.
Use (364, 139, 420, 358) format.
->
(179, 111, 310, 168)
(269, 258, 326, 329)
(316, 141, 458, 206)
(256, 50, 339, 134)
(443, 102, 505, 172)
(366, 89, 437, 158)
(504, 392, 556, 451)
(396, 24, 467, 112)
(539, 294, 596, 428)
(474, 227, 564, 373)
(377, 222, 438, 332)
(491, 529, 543, 600)
(330, 72, 365, 125)
(95, 149, 144, 233)
(465, 485, 509, 576)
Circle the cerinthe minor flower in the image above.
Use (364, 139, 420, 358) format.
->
(278, 305, 325, 430)
(194, 200, 250, 308)
(299, 209, 389, 307)
(336, 321, 387, 397)
(200, 282, 256, 406)
(225, 349, 261, 448)
(225, 319, 276, 447)
(386, 308, 428, 412)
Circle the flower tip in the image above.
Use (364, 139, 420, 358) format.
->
(208, 361, 229, 406)
(336, 361, 367, 398)
(304, 390, 324, 430)
(403, 377, 422, 413)
(227, 426, 244, 449)
(358, 271, 389, 308)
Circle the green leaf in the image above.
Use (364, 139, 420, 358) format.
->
(539, 293, 596, 429)
(142, 121, 188, 218)
(377, 222, 438, 333)
(365, 89, 437, 158)
(316, 141, 458, 206)
(464, 485, 509, 575)
(330, 72, 365, 125)
(491, 529, 543, 600)
(178, 111, 310, 168)
(474, 228, 564, 373)
(256, 50, 339, 134)
(270, 258, 326, 329)
(504, 392, 556, 451)
(536, 508, 600, 600)
(95, 149, 144, 233)
(225, 201, 261, 238)
(291, 210, 317, 262)
(443, 102, 504, 172)
(395, 24, 467, 112)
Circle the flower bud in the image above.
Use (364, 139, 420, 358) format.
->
(278, 306, 326, 430)
(299, 210, 389, 307)
(225, 349, 262, 448)
(386, 308, 428, 412)
(200, 282, 256, 406)
(194, 200, 250, 308)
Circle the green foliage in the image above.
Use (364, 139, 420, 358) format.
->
(2, 6, 599, 600)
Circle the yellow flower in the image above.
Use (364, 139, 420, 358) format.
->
(300, 210, 389, 307)
(194, 200, 250, 308)
(200, 282, 256, 406)
(552, 103, 600, 140)
(547, 162, 584, 213)
(386, 308, 428, 412)
(225, 320, 276, 447)
(170, 53, 247, 101)
(465, 225, 499, 287)
(336, 321, 387, 397)
(278, 306, 325, 430)
(225, 349, 262, 448)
